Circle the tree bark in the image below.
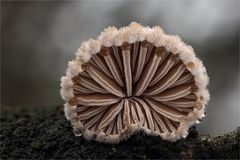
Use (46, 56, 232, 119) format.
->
(1, 105, 239, 159)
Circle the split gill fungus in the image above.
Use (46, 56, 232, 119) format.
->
(60, 22, 210, 143)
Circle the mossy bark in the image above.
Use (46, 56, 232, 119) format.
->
(1, 105, 239, 159)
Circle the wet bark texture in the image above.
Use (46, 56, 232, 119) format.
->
(1, 105, 239, 159)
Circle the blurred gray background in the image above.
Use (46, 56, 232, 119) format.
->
(1, 0, 239, 136)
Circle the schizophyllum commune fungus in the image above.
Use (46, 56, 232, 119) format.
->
(60, 22, 210, 143)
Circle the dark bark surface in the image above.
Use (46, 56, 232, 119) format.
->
(1, 105, 239, 159)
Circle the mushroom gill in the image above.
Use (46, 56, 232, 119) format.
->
(60, 22, 210, 143)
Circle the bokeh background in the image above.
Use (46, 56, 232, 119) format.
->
(1, 0, 239, 136)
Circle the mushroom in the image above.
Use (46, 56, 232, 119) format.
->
(60, 22, 210, 143)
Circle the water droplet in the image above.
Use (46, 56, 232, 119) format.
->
(73, 128, 82, 136)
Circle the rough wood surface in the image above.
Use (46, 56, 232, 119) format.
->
(1, 105, 239, 159)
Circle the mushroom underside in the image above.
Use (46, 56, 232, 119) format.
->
(68, 40, 201, 139)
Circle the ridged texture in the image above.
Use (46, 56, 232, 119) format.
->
(60, 22, 210, 143)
